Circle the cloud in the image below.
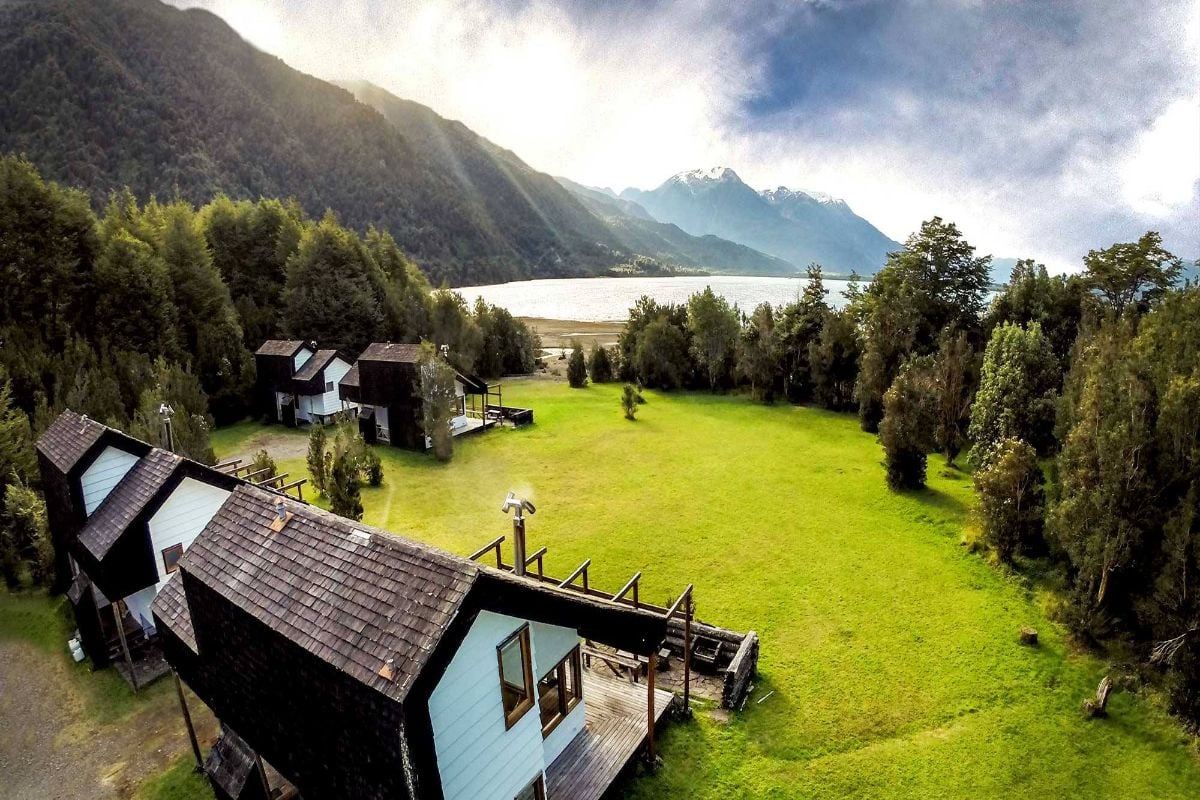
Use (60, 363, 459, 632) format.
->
(171, 0, 1198, 272)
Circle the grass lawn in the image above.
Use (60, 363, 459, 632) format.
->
(215, 380, 1200, 799)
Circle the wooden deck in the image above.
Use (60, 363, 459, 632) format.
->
(545, 670, 674, 800)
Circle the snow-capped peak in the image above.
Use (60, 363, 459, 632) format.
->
(671, 166, 743, 185)
(761, 186, 846, 206)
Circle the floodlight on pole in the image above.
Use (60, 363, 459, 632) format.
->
(501, 491, 536, 576)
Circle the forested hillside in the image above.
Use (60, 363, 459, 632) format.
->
(0, 0, 627, 285)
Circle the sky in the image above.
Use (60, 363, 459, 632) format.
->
(172, 0, 1199, 272)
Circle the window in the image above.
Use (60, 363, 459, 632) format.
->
(162, 543, 184, 574)
(538, 646, 582, 737)
(514, 775, 545, 800)
(497, 626, 534, 729)
(324, 381, 334, 392)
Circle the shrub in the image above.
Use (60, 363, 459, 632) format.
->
(250, 448, 276, 480)
(879, 356, 937, 490)
(307, 425, 328, 494)
(362, 447, 384, 487)
(621, 384, 641, 420)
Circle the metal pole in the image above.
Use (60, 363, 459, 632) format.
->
(513, 516, 527, 577)
(164, 416, 175, 454)
(174, 671, 204, 771)
(112, 602, 138, 693)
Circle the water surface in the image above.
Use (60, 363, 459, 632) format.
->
(456, 275, 855, 322)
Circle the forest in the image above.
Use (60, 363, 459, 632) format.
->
(0, 155, 538, 586)
(583, 218, 1200, 727)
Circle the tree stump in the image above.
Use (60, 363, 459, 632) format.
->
(1019, 627, 1038, 646)
(1083, 676, 1113, 718)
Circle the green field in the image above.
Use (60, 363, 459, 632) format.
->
(214, 380, 1199, 799)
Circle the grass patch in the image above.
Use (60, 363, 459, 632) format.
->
(135, 757, 212, 800)
(0, 590, 174, 724)
(216, 380, 1200, 798)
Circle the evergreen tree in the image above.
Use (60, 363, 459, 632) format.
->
(307, 425, 329, 495)
(327, 428, 364, 521)
(986, 259, 1090, 366)
(93, 225, 179, 358)
(621, 384, 641, 420)
(777, 264, 829, 401)
(2, 478, 51, 588)
(566, 342, 588, 388)
(127, 359, 216, 463)
(974, 438, 1045, 563)
(686, 287, 740, 391)
(283, 213, 384, 353)
(634, 318, 690, 390)
(931, 329, 976, 466)
(738, 302, 780, 402)
(808, 309, 860, 411)
(587, 344, 614, 383)
(430, 289, 483, 373)
(879, 356, 938, 490)
(968, 322, 1058, 464)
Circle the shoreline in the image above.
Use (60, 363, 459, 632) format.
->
(522, 317, 624, 349)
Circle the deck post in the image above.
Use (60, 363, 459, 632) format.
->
(112, 602, 138, 693)
(174, 671, 204, 771)
(646, 650, 657, 763)
(683, 592, 692, 713)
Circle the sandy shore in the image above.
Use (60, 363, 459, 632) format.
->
(521, 317, 623, 349)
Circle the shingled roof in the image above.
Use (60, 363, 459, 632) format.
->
(35, 410, 109, 473)
(293, 349, 339, 382)
(339, 363, 360, 388)
(358, 342, 423, 363)
(77, 449, 183, 560)
(255, 340, 309, 358)
(165, 484, 478, 703)
(156, 574, 197, 653)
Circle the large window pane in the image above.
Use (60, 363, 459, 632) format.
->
(498, 626, 533, 728)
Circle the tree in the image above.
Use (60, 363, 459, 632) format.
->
(634, 318, 690, 390)
(777, 265, 829, 401)
(738, 302, 780, 402)
(93, 223, 180, 358)
(2, 479, 51, 587)
(327, 429, 364, 521)
(932, 329, 976, 466)
(307, 425, 329, 495)
(974, 438, 1045, 563)
(283, 212, 384, 353)
(687, 287, 740, 390)
(567, 342, 588, 388)
(362, 446, 384, 487)
(430, 289, 483, 373)
(1083, 232, 1182, 316)
(418, 343, 457, 461)
(808, 309, 860, 411)
(473, 299, 539, 377)
(853, 218, 990, 431)
(621, 384, 641, 420)
(968, 322, 1059, 464)
(986, 259, 1090, 367)
(127, 359, 216, 464)
(879, 356, 938, 490)
(587, 344, 615, 383)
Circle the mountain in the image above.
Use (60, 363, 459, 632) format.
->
(553, 177, 794, 274)
(0, 0, 633, 286)
(622, 167, 901, 275)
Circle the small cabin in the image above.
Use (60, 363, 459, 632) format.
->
(338, 342, 497, 450)
(35, 411, 240, 686)
(254, 340, 357, 426)
(153, 484, 674, 800)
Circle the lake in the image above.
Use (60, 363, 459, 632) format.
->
(455, 275, 856, 322)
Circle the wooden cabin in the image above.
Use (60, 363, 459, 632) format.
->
(36, 411, 241, 684)
(254, 340, 357, 426)
(337, 342, 498, 450)
(153, 483, 674, 800)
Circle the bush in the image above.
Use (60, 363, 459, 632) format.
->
(250, 448, 276, 480)
(362, 447, 384, 487)
(621, 384, 641, 420)
(567, 342, 588, 388)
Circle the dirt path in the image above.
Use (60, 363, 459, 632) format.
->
(0, 641, 216, 799)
